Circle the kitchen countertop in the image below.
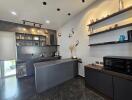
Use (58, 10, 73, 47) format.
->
(85, 64, 132, 81)
(34, 58, 78, 68)
(16, 56, 61, 63)
(34, 58, 79, 93)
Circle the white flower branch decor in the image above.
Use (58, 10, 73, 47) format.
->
(69, 40, 79, 59)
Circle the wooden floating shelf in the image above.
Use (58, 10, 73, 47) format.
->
(88, 6, 132, 26)
(88, 40, 131, 46)
(88, 23, 132, 36)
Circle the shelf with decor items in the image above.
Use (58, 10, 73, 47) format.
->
(88, 23, 132, 36)
(16, 33, 46, 46)
(88, 40, 131, 46)
(88, 6, 132, 26)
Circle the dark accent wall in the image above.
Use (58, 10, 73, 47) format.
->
(17, 46, 57, 60)
(0, 20, 58, 60)
(0, 20, 57, 45)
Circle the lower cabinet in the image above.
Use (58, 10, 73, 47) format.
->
(73, 61, 78, 77)
(85, 68, 113, 99)
(85, 67, 132, 100)
(113, 77, 132, 100)
(16, 63, 27, 78)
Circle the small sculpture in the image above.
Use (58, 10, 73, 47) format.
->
(109, 27, 112, 30)
(89, 27, 93, 34)
(96, 18, 98, 21)
(90, 19, 94, 24)
(119, 0, 124, 11)
(119, 35, 126, 42)
(115, 24, 118, 28)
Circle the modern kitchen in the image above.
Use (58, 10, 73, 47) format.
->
(0, 0, 132, 100)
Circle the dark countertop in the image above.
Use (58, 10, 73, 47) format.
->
(16, 56, 61, 63)
(85, 64, 132, 81)
(34, 58, 78, 93)
(34, 58, 78, 68)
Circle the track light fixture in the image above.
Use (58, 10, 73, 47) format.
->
(57, 8, 61, 11)
(22, 20, 43, 28)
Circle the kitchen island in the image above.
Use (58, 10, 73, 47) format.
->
(16, 56, 61, 78)
(34, 58, 78, 93)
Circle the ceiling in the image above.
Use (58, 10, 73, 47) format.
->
(0, 0, 96, 30)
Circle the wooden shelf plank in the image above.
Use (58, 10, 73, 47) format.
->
(88, 40, 131, 46)
(88, 23, 132, 36)
(88, 6, 132, 26)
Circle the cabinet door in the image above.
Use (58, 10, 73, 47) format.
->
(73, 61, 78, 77)
(85, 68, 113, 99)
(16, 63, 27, 78)
(114, 77, 132, 100)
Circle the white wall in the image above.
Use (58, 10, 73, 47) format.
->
(57, 0, 132, 77)
(0, 31, 16, 60)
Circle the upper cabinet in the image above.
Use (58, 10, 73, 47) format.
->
(16, 33, 46, 46)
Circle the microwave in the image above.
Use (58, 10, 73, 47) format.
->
(103, 56, 132, 75)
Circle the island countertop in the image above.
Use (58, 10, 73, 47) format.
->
(34, 58, 79, 93)
(16, 56, 61, 63)
(34, 58, 78, 68)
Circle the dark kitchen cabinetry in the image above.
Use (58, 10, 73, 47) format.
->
(85, 68, 113, 99)
(73, 60, 78, 77)
(113, 77, 132, 100)
(85, 65, 132, 100)
(16, 62, 27, 78)
(16, 33, 46, 46)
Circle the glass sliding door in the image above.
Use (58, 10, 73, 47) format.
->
(0, 62, 1, 78)
(0, 61, 4, 78)
(4, 60, 16, 77)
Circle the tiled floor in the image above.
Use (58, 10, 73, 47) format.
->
(0, 76, 107, 100)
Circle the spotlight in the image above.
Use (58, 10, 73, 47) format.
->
(45, 20, 50, 24)
(43, 2, 47, 5)
(82, 0, 85, 3)
(68, 13, 71, 16)
(57, 8, 60, 11)
(11, 11, 17, 16)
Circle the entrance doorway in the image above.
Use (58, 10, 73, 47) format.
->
(0, 60, 16, 78)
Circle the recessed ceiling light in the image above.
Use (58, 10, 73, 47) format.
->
(43, 2, 47, 5)
(31, 29, 35, 32)
(23, 28, 26, 31)
(46, 20, 50, 24)
(68, 13, 71, 16)
(82, 0, 85, 3)
(57, 8, 61, 11)
(11, 11, 17, 15)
